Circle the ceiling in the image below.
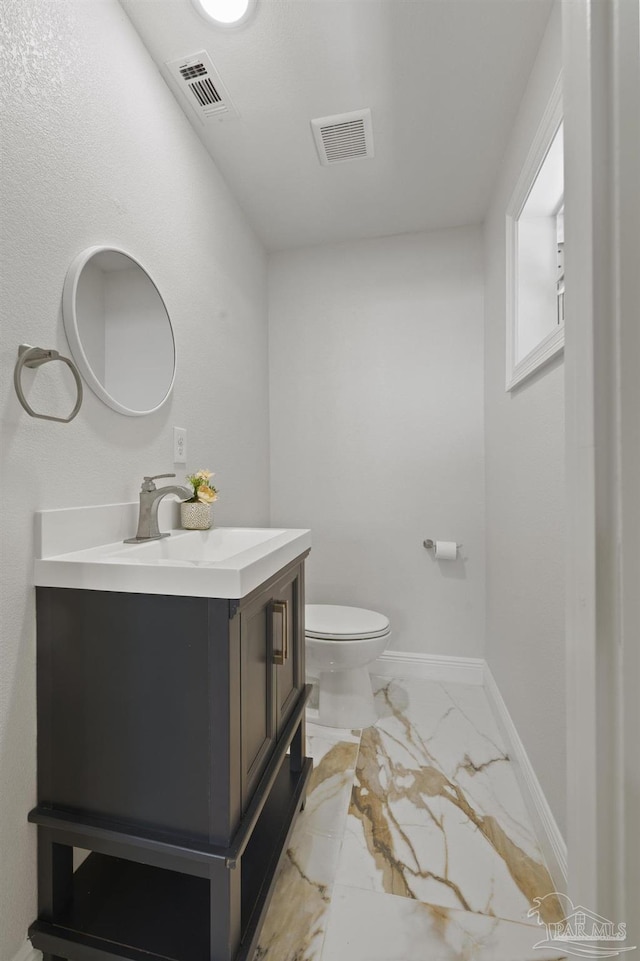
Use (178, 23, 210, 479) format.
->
(120, 0, 553, 251)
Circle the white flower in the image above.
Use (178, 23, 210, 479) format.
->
(197, 486, 217, 505)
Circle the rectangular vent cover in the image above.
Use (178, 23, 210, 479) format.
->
(311, 109, 374, 165)
(166, 51, 238, 123)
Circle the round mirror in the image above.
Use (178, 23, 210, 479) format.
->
(63, 246, 176, 416)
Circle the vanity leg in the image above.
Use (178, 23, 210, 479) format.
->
(38, 828, 73, 922)
(209, 860, 241, 961)
(35, 828, 72, 961)
(290, 711, 306, 774)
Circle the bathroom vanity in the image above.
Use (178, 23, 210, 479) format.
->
(28, 518, 312, 961)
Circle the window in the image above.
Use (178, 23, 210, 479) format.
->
(506, 79, 564, 390)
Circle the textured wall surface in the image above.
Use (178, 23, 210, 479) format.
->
(483, 4, 566, 834)
(269, 228, 485, 657)
(0, 1, 268, 955)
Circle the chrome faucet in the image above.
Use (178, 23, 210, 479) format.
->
(124, 474, 192, 543)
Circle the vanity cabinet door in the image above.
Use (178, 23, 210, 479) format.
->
(239, 591, 277, 811)
(271, 564, 305, 736)
(238, 558, 306, 811)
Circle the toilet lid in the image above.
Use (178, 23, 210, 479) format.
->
(305, 604, 390, 641)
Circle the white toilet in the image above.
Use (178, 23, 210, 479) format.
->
(305, 604, 391, 729)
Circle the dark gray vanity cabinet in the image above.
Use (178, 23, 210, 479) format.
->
(28, 551, 312, 961)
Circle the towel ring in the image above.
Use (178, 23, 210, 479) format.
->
(14, 344, 83, 424)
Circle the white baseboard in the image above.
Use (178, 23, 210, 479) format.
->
(483, 664, 568, 892)
(372, 650, 485, 686)
(10, 940, 40, 961)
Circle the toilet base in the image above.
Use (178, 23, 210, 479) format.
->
(317, 666, 377, 729)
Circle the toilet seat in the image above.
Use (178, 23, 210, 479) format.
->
(305, 604, 390, 641)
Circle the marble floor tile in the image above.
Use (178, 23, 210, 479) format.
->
(335, 677, 561, 923)
(320, 886, 567, 961)
(255, 824, 342, 961)
(259, 678, 565, 961)
(304, 722, 361, 838)
(255, 724, 361, 960)
(306, 720, 361, 758)
(371, 677, 524, 810)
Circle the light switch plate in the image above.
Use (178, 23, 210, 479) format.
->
(173, 427, 187, 464)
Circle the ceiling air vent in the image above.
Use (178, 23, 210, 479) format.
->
(311, 109, 374, 166)
(165, 51, 238, 123)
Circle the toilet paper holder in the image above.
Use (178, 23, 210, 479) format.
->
(423, 539, 462, 551)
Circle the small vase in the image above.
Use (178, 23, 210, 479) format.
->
(180, 501, 213, 531)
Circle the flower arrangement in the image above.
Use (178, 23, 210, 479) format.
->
(185, 469, 218, 505)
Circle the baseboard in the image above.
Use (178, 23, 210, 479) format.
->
(483, 664, 568, 892)
(10, 939, 40, 961)
(372, 650, 485, 686)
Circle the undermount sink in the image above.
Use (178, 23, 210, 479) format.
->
(35, 524, 311, 598)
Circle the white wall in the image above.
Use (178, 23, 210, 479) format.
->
(0, 1, 268, 956)
(483, 4, 566, 834)
(269, 228, 485, 657)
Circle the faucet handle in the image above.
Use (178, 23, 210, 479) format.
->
(141, 473, 176, 492)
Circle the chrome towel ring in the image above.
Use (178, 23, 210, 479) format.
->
(14, 344, 83, 423)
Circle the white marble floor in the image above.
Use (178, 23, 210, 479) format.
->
(256, 676, 567, 961)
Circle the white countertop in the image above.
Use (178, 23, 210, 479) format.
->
(34, 504, 310, 598)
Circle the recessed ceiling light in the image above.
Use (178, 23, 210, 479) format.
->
(192, 0, 255, 27)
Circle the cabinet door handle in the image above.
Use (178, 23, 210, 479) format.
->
(272, 600, 288, 665)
